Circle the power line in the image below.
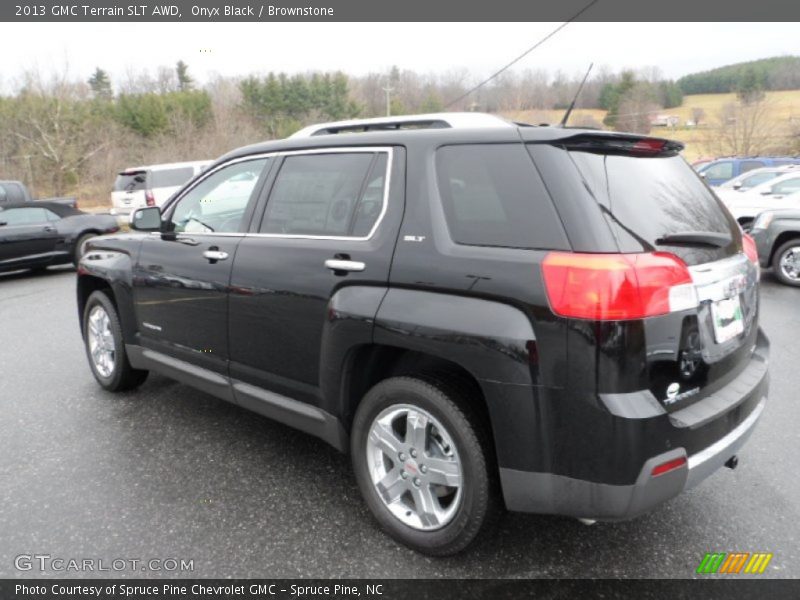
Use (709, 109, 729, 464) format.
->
(444, 0, 601, 109)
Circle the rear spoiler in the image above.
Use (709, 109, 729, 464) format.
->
(553, 134, 684, 157)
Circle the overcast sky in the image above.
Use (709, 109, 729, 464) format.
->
(1, 22, 797, 90)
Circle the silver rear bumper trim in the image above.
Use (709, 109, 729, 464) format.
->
(685, 398, 765, 488)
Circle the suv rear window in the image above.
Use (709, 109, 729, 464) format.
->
(151, 167, 196, 188)
(435, 144, 568, 249)
(544, 144, 737, 260)
(114, 172, 147, 192)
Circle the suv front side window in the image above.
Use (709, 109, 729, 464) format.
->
(168, 158, 268, 234)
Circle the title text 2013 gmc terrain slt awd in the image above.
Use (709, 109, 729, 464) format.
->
(77, 113, 769, 555)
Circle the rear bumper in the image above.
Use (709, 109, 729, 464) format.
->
(500, 394, 765, 519)
(499, 331, 769, 520)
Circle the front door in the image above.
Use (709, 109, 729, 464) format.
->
(133, 157, 272, 375)
(228, 147, 403, 405)
(0, 206, 60, 268)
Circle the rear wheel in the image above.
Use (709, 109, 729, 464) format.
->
(773, 240, 800, 287)
(83, 291, 148, 391)
(351, 376, 494, 555)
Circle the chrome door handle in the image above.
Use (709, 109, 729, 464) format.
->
(325, 259, 365, 272)
(203, 250, 229, 262)
(43, 226, 55, 232)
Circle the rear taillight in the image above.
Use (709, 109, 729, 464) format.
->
(145, 190, 155, 207)
(541, 251, 697, 320)
(742, 233, 758, 264)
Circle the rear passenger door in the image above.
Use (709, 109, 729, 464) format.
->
(228, 147, 404, 405)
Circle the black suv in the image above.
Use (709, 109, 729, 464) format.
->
(77, 114, 769, 555)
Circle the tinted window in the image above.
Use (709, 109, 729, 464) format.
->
(170, 158, 268, 234)
(436, 144, 567, 249)
(564, 150, 735, 260)
(114, 172, 147, 192)
(352, 154, 388, 237)
(151, 167, 196, 188)
(0, 207, 50, 225)
(703, 161, 733, 180)
(260, 152, 385, 237)
(740, 160, 765, 173)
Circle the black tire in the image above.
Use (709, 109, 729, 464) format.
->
(351, 375, 495, 556)
(73, 233, 96, 267)
(772, 239, 800, 287)
(82, 290, 148, 391)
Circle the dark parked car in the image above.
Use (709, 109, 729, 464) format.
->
(750, 208, 800, 286)
(0, 179, 78, 209)
(0, 202, 119, 273)
(77, 113, 769, 555)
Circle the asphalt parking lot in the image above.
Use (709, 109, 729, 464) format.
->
(1, 266, 798, 579)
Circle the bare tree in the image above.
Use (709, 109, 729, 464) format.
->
(704, 98, 780, 156)
(691, 107, 705, 126)
(9, 71, 113, 195)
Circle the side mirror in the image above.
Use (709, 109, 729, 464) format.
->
(130, 206, 162, 231)
(699, 172, 707, 179)
(732, 182, 742, 190)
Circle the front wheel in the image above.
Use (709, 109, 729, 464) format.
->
(351, 376, 494, 555)
(83, 291, 148, 391)
(773, 240, 800, 287)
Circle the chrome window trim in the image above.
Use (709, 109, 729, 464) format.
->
(162, 146, 393, 242)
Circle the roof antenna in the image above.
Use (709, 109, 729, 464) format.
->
(559, 63, 594, 127)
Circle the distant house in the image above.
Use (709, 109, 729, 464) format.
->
(650, 114, 680, 127)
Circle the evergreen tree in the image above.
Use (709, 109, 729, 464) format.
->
(88, 68, 113, 100)
(176, 60, 194, 92)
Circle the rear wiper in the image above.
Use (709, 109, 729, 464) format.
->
(656, 231, 732, 248)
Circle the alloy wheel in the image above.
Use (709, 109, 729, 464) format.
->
(87, 305, 116, 378)
(365, 404, 463, 531)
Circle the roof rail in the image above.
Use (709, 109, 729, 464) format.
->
(289, 112, 516, 138)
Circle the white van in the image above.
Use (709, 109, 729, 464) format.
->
(110, 161, 212, 216)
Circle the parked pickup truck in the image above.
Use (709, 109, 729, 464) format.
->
(0, 180, 78, 209)
(77, 113, 769, 555)
(750, 209, 800, 286)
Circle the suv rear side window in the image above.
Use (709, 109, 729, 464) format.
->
(260, 152, 387, 237)
(435, 144, 567, 249)
(151, 167, 196, 188)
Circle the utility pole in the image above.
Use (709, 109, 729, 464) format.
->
(382, 85, 393, 116)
